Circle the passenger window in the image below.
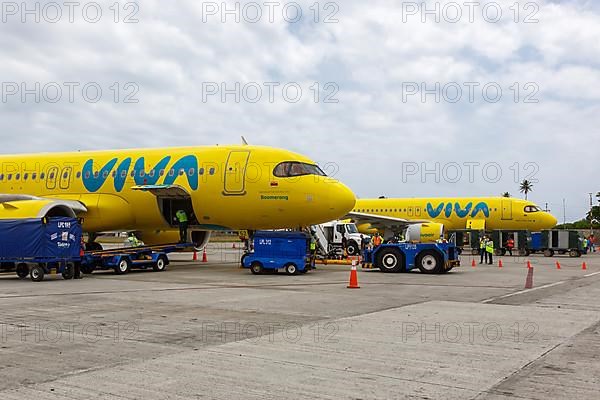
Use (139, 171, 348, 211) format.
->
(24, 173, 28, 180)
(199, 168, 205, 175)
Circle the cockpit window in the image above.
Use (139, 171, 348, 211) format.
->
(273, 162, 327, 178)
(524, 205, 542, 213)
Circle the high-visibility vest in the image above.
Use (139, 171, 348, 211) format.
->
(480, 240, 485, 249)
(373, 236, 382, 246)
(310, 241, 316, 251)
(175, 210, 188, 223)
(128, 236, 140, 246)
(486, 240, 494, 253)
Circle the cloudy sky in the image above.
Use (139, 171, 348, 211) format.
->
(1, 0, 598, 222)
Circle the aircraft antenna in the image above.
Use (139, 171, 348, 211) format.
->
(241, 136, 249, 145)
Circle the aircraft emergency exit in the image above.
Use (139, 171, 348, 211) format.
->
(0, 144, 356, 249)
(348, 197, 558, 239)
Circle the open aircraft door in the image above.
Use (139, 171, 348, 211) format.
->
(501, 199, 512, 220)
(224, 150, 250, 195)
(132, 184, 197, 226)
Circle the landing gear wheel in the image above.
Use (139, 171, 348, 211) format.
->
(416, 250, 444, 274)
(30, 265, 45, 282)
(153, 256, 168, 272)
(284, 263, 298, 275)
(61, 263, 75, 280)
(346, 241, 359, 257)
(16, 263, 29, 279)
(543, 249, 554, 257)
(115, 258, 131, 275)
(250, 262, 264, 275)
(376, 248, 404, 273)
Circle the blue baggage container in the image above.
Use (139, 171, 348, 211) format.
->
(241, 231, 311, 275)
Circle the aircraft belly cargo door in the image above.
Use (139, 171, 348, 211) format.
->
(224, 151, 250, 195)
(502, 200, 512, 220)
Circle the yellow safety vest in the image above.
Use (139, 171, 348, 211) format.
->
(486, 241, 494, 253)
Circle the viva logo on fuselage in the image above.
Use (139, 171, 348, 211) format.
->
(82, 155, 198, 193)
(426, 202, 490, 219)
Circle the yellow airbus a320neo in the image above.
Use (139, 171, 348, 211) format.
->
(348, 196, 558, 240)
(0, 144, 355, 249)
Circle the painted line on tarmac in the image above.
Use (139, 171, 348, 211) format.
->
(481, 281, 565, 304)
(584, 271, 600, 277)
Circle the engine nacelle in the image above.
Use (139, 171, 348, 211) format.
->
(0, 197, 85, 219)
(405, 223, 445, 243)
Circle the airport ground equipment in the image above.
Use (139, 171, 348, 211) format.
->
(0, 217, 82, 282)
(310, 220, 367, 258)
(241, 231, 312, 275)
(81, 243, 193, 274)
(529, 230, 583, 257)
(362, 241, 460, 274)
(491, 230, 530, 256)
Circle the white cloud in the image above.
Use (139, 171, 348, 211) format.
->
(0, 0, 598, 220)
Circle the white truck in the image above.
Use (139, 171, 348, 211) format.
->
(310, 220, 368, 257)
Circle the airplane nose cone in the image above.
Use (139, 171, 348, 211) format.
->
(547, 213, 558, 228)
(328, 181, 356, 220)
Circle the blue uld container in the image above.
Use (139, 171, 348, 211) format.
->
(242, 231, 310, 275)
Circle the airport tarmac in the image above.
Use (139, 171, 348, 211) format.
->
(0, 244, 599, 399)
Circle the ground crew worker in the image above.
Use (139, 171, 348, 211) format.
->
(506, 236, 515, 256)
(486, 237, 494, 264)
(372, 232, 383, 247)
(310, 238, 317, 268)
(175, 209, 188, 243)
(127, 232, 142, 247)
(479, 236, 486, 264)
(582, 237, 588, 253)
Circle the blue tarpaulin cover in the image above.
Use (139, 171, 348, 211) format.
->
(0, 217, 82, 261)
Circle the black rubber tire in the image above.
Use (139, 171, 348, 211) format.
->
(81, 263, 95, 274)
(62, 263, 74, 280)
(153, 256, 168, 272)
(250, 262, 264, 275)
(494, 249, 503, 256)
(284, 263, 298, 276)
(115, 258, 131, 275)
(416, 250, 444, 274)
(569, 249, 580, 258)
(85, 242, 103, 251)
(16, 263, 29, 279)
(30, 265, 45, 282)
(376, 248, 405, 273)
(346, 241, 359, 257)
(544, 249, 554, 257)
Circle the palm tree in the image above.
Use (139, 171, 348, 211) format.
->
(520, 180, 533, 200)
(502, 192, 511, 198)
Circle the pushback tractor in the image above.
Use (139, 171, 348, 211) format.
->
(362, 241, 460, 274)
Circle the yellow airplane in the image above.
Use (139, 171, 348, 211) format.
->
(348, 197, 558, 239)
(0, 145, 355, 249)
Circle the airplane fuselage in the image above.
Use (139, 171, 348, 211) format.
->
(354, 197, 558, 232)
(0, 145, 355, 234)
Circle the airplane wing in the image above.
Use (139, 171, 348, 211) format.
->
(344, 211, 430, 233)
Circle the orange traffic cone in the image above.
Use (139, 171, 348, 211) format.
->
(556, 261, 561, 270)
(347, 262, 360, 289)
(527, 260, 532, 269)
(471, 259, 476, 267)
(582, 261, 587, 270)
(525, 266, 534, 289)
(498, 259, 503, 268)
(202, 249, 208, 263)
(193, 250, 198, 261)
